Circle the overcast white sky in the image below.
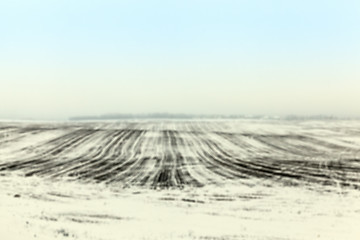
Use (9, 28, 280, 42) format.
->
(1, 0, 359, 120)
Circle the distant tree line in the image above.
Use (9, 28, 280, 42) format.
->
(68, 113, 347, 121)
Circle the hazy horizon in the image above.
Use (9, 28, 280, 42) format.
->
(0, 112, 358, 121)
(1, 0, 360, 120)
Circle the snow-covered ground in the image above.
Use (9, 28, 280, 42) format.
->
(1, 120, 360, 239)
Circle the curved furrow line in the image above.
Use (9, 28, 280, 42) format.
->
(285, 161, 358, 188)
(257, 134, 358, 156)
(226, 152, 360, 189)
(39, 128, 87, 146)
(137, 157, 161, 187)
(4, 129, 106, 175)
(202, 134, 294, 171)
(212, 132, 294, 159)
(210, 132, 297, 165)
(199, 132, 263, 179)
(319, 161, 360, 188)
(275, 135, 353, 156)
(154, 130, 178, 188)
(13, 130, 98, 160)
(241, 132, 360, 187)
(16, 127, 45, 135)
(87, 130, 146, 183)
(25, 130, 128, 178)
(125, 157, 153, 186)
(89, 130, 147, 183)
(1, 121, 360, 190)
(167, 130, 204, 187)
(0, 128, 62, 163)
(56, 130, 136, 179)
(201, 136, 339, 186)
(324, 161, 360, 189)
(0, 156, 53, 172)
(0, 158, 46, 171)
(207, 132, 360, 187)
(280, 139, 330, 157)
(309, 133, 360, 150)
(13, 129, 95, 161)
(176, 127, 222, 186)
(196, 135, 316, 184)
(175, 136, 207, 187)
(124, 131, 157, 186)
(214, 132, 308, 157)
(69, 130, 133, 168)
(44, 129, 129, 178)
(127, 152, 156, 186)
(140, 130, 167, 187)
(187, 131, 243, 182)
(105, 129, 142, 159)
(103, 130, 154, 184)
(249, 135, 316, 157)
(112, 130, 177, 187)
(137, 132, 163, 187)
(269, 159, 360, 188)
(148, 130, 186, 188)
(168, 131, 187, 187)
(61, 129, 126, 160)
(142, 129, 169, 188)
(148, 130, 180, 188)
(0, 129, 98, 172)
(210, 132, 257, 156)
(39, 129, 99, 157)
(325, 160, 360, 178)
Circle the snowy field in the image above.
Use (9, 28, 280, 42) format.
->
(1, 120, 360, 239)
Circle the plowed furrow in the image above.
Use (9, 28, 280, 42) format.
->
(55, 130, 137, 179)
(25, 130, 128, 178)
(1, 121, 360, 190)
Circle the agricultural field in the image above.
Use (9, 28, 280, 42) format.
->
(1, 120, 360, 240)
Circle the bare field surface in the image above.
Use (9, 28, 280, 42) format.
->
(1, 120, 360, 239)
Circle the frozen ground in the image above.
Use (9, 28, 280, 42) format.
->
(1, 120, 360, 239)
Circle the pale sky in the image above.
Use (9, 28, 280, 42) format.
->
(1, 0, 359, 119)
